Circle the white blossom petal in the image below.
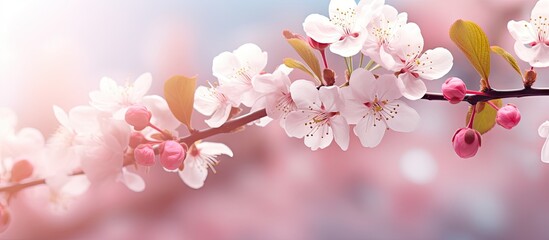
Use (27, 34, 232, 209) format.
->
(354, 115, 386, 148)
(415, 47, 453, 80)
(180, 158, 208, 189)
(542, 137, 549, 163)
(384, 100, 420, 132)
(331, 115, 349, 151)
(507, 20, 537, 44)
(289, 80, 321, 110)
(119, 168, 145, 192)
(397, 73, 427, 100)
(538, 121, 549, 137)
(303, 14, 342, 44)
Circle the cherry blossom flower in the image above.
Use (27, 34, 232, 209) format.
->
(89, 73, 152, 118)
(212, 43, 267, 107)
(341, 69, 420, 147)
(508, 0, 549, 67)
(362, 5, 409, 69)
(179, 142, 233, 189)
(303, 0, 384, 57)
(194, 83, 237, 128)
(45, 174, 91, 212)
(389, 23, 453, 99)
(252, 65, 296, 127)
(538, 121, 549, 163)
(284, 80, 349, 151)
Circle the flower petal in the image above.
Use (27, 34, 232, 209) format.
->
(179, 157, 208, 189)
(319, 86, 342, 112)
(284, 110, 316, 138)
(375, 74, 402, 101)
(531, 0, 549, 25)
(143, 95, 181, 131)
(331, 115, 349, 151)
(542, 137, 549, 163)
(303, 14, 342, 44)
(193, 86, 218, 116)
(233, 43, 268, 75)
(384, 100, 420, 132)
(397, 73, 427, 100)
(507, 20, 537, 45)
(391, 22, 424, 65)
(212, 52, 241, 84)
(415, 47, 453, 80)
(205, 103, 232, 128)
(330, 34, 366, 57)
(348, 68, 376, 101)
(289, 80, 321, 110)
(354, 115, 386, 148)
(198, 142, 234, 157)
(131, 73, 152, 99)
(119, 168, 145, 192)
(538, 121, 549, 137)
(329, 0, 358, 19)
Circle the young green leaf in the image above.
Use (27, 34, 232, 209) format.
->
(465, 99, 502, 134)
(490, 46, 523, 78)
(449, 20, 491, 88)
(164, 75, 197, 129)
(283, 58, 321, 84)
(286, 38, 322, 81)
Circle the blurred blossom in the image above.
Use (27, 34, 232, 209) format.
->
(399, 149, 437, 184)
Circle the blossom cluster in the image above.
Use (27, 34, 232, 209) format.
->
(195, 0, 452, 152)
(1, 0, 549, 234)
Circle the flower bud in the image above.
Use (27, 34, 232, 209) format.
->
(0, 204, 10, 233)
(496, 104, 521, 129)
(442, 77, 467, 104)
(134, 144, 156, 167)
(308, 37, 330, 51)
(159, 141, 186, 171)
(524, 68, 537, 88)
(323, 68, 336, 86)
(10, 160, 33, 182)
(125, 105, 152, 131)
(452, 128, 482, 158)
(129, 132, 147, 149)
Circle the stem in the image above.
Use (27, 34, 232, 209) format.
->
(485, 101, 500, 110)
(467, 104, 477, 128)
(320, 50, 328, 69)
(359, 54, 364, 68)
(364, 60, 374, 70)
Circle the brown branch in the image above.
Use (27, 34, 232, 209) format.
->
(422, 87, 549, 105)
(3, 87, 549, 194)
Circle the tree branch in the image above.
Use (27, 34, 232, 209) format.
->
(422, 87, 549, 105)
(3, 87, 549, 194)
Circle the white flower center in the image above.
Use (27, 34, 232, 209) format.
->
(531, 15, 549, 43)
(331, 7, 358, 37)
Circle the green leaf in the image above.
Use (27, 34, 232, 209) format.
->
(283, 58, 320, 83)
(449, 20, 491, 88)
(490, 46, 523, 78)
(286, 38, 322, 81)
(164, 75, 197, 129)
(465, 99, 502, 134)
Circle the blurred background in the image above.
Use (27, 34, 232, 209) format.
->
(2, 0, 549, 239)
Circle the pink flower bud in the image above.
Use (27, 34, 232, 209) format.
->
(134, 144, 156, 167)
(10, 160, 33, 182)
(125, 105, 152, 131)
(0, 204, 10, 233)
(496, 104, 521, 129)
(442, 77, 467, 104)
(159, 140, 186, 171)
(452, 128, 482, 158)
(308, 37, 330, 51)
(129, 132, 147, 149)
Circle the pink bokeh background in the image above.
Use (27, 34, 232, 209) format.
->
(1, 0, 549, 239)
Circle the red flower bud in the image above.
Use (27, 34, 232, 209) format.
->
(10, 160, 33, 182)
(442, 77, 467, 104)
(125, 105, 152, 131)
(159, 141, 186, 171)
(129, 132, 147, 149)
(496, 104, 521, 129)
(134, 144, 156, 167)
(452, 128, 482, 158)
